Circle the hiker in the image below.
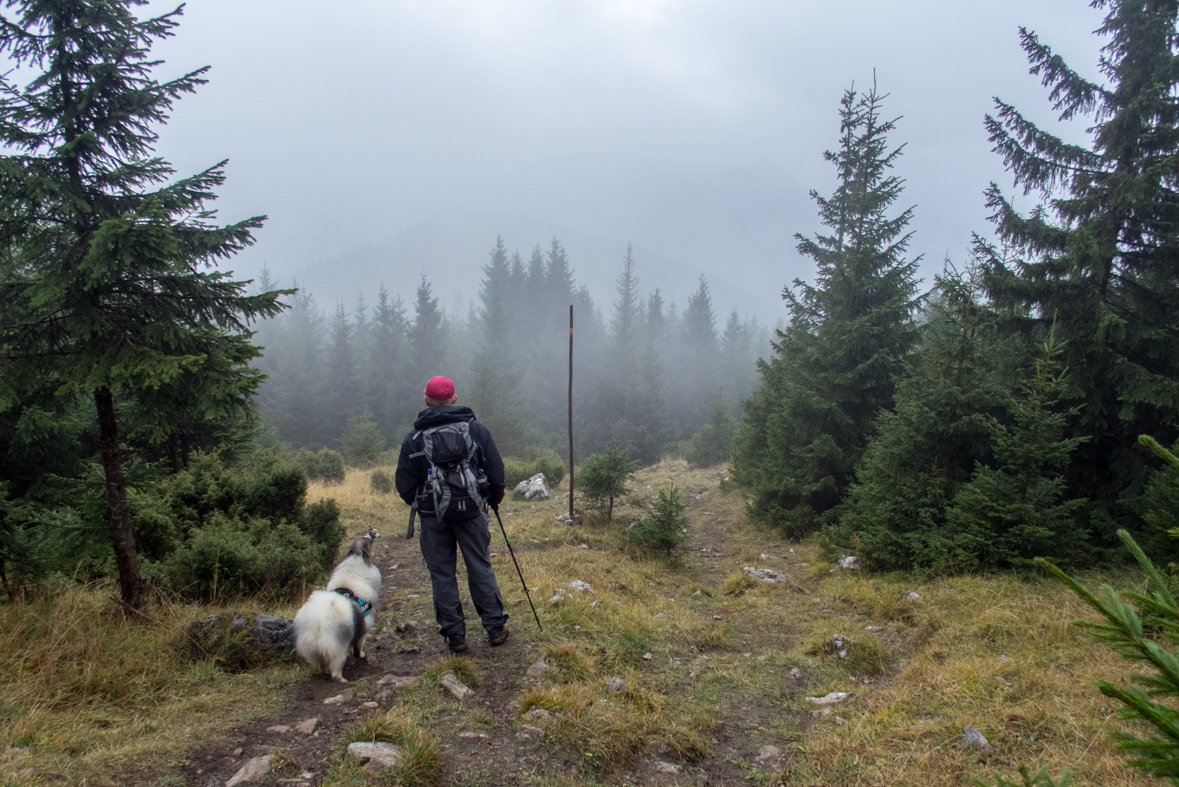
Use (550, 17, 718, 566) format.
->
(395, 375, 509, 652)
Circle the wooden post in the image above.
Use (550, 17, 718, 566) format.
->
(568, 304, 574, 524)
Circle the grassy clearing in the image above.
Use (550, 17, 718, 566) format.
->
(0, 580, 308, 786)
(0, 462, 1159, 786)
(455, 459, 1153, 785)
(0, 469, 393, 787)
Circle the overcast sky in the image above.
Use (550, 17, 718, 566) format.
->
(136, 0, 1106, 318)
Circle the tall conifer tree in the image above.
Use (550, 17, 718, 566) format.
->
(0, 1, 286, 608)
(983, 0, 1179, 537)
(733, 83, 920, 535)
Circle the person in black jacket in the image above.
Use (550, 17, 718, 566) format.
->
(395, 375, 509, 652)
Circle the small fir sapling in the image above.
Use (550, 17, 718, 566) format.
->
(579, 446, 638, 521)
(1001, 438, 1179, 787)
(627, 484, 690, 557)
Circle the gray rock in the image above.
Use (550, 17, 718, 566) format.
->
(755, 745, 781, 763)
(225, 754, 274, 787)
(181, 614, 295, 660)
(440, 672, 473, 700)
(655, 761, 682, 774)
(789, 667, 802, 679)
(347, 741, 402, 771)
(904, 590, 922, 601)
(516, 724, 546, 740)
(805, 691, 850, 705)
(742, 566, 785, 583)
(322, 689, 353, 705)
(376, 674, 418, 690)
(962, 725, 995, 755)
(525, 708, 552, 719)
(608, 677, 627, 694)
(830, 634, 852, 659)
(837, 555, 860, 571)
(294, 718, 318, 735)
(566, 580, 595, 593)
(526, 656, 551, 677)
(515, 473, 552, 500)
(266, 725, 291, 734)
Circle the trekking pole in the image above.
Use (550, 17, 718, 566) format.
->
(491, 505, 542, 632)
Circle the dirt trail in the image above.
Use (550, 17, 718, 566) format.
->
(179, 470, 824, 787)
(180, 515, 572, 786)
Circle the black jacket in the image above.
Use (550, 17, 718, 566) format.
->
(394, 406, 506, 508)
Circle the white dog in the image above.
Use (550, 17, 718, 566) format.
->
(293, 526, 382, 683)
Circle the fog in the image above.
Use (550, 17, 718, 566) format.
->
(143, 0, 1102, 320)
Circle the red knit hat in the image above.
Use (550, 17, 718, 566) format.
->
(424, 376, 455, 400)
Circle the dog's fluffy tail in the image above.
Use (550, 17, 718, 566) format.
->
(293, 591, 355, 683)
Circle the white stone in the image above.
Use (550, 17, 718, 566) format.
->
(322, 688, 353, 705)
(904, 591, 922, 601)
(789, 667, 802, 679)
(962, 725, 995, 755)
(743, 566, 784, 583)
(566, 580, 595, 593)
(266, 725, 290, 734)
(226, 755, 273, 787)
(526, 708, 552, 719)
(642, 652, 653, 661)
(526, 656, 551, 677)
(755, 745, 781, 763)
(515, 473, 552, 500)
(376, 674, 418, 690)
(805, 691, 850, 705)
(516, 724, 546, 740)
(347, 741, 402, 771)
(838, 555, 860, 571)
(655, 761, 682, 774)
(441, 672, 473, 700)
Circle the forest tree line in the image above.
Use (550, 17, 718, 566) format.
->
(250, 240, 770, 465)
(4, 0, 1179, 611)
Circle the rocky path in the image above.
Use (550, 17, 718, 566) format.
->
(180, 515, 567, 787)
(179, 468, 831, 787)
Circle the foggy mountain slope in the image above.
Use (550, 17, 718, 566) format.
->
(285, 211, 786, 326)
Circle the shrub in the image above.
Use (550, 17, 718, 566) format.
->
(684, 391, 736, 468)
(579, 445, 637, 521)
(141, 452, 342, 599)
(626, 484, 689, 556)
(370, 469, 395, 494)
(297, 447, 346, 483)
(503, 450, 567, 488)
(341, 412, 385, 467)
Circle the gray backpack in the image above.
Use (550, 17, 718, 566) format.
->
(418, 422, 486, 523)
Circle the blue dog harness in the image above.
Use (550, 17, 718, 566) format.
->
(334, 587, 373, 616)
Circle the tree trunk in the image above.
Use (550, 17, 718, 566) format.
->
(95, 388, 143, 611)
(0, 558, 12, 603)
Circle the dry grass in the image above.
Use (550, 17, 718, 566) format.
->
(0, 581, 308, 785)
(0, 475, 388, 787)
(324, 709, 442, 787)
(0, 461, 1158, 786)
(471, 459, 1153, 785)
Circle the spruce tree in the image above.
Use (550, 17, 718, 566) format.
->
(732, 83, 921, 536)
(983, 0, 1179, 540)
(826, 258, 1013, 570)
(0, 1, 286, 609)
(369, 284, 409, 439)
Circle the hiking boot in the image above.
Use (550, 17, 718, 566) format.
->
(488, 627, 510, 647)
(446, 633, 468, 653)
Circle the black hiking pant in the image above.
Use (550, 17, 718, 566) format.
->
(418, 510, 507, 637)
